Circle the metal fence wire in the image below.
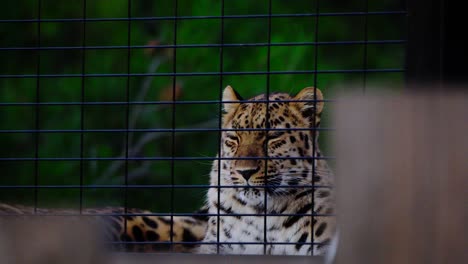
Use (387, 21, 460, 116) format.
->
(0, 0, 406, 256)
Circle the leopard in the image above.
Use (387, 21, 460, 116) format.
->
(197, 86, 335, 256)
(0, 202, 207, 253)
(0, 86, 334, 256)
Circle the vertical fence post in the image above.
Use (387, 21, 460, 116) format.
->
(405, 0, 444, 86)
(333, 90, 467, 264)
(406, 0, 468, 86)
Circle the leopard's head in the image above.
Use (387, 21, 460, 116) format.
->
(218, 86, 324, 198)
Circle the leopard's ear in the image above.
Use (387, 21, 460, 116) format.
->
(222, 85, 241, 113)
(293, 87, 324, 116)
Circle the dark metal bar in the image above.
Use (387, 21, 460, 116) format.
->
(312, 0, 321, 252)
(0, 68, 405, 79)
(0, 212, 334, 217)
(0, 156, 336, 161)
(362, 0, 369, 92)
(0, 99, 335, 107)
(123, 0, 132, 246)
(216, 0, 226, 254)
(0, 184, 331, 189)
(0, 40, 406, 51)
(264, 0, 273, 254)
(111, 254, 324, 264)
(79, 0, 87, 214)
(0, 127, 335, 134)
(0, 11, 407, 23)
(33, 0, 42, 214)
(170, 0, 179, 251)
(108, 241, 328, 246)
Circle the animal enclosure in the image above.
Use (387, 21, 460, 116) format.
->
(0, 0, 408, 260)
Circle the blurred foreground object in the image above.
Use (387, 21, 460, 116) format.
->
(0, 216, 108, 264)
(334, 89, 467, 264)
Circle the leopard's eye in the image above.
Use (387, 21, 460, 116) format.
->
(264, 131, 284, 152)
(226, 134, 239, 141)
(224, 134, 239, 147)
(225, 140, 237, 148)
(267, 131, 285, 141)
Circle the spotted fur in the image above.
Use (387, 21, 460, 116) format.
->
(198, 86, 335, 255)
(0, 203, 207, 253)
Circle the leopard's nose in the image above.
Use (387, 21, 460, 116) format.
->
(236, 167, 260, 181)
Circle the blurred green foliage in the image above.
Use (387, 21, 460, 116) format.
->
(0, 0, 406, 212)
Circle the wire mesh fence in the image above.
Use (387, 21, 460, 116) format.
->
(0, 0, 406, 257)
